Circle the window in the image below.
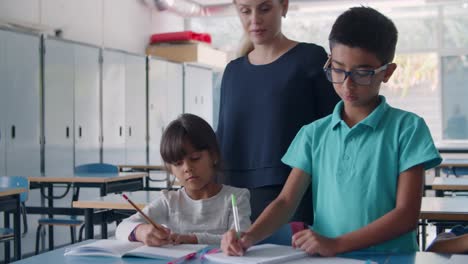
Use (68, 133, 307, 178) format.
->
(188, 2, 468, 145)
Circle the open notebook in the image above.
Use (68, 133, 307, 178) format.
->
(204, 244, 375, 264)
(64, 239, 207, 259)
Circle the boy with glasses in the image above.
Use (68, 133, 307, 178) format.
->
(221, 6, 441, 256)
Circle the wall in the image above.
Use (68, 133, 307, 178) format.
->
(0, 0, 185, 259)
(0, 0, 185, 54)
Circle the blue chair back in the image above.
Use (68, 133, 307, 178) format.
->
(442, 167, 468, 177)
(74, 163, 118, 175)
(0, 176, 28, 202)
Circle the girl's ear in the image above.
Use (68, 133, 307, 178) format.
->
(209, 151, 220, 168)
(164, 163, 172, 174)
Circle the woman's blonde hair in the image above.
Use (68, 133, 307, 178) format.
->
(237, 34, 255, 57)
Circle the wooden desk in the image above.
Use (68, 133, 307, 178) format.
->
(431, 177, 468, 197)
(27, 173, 146, 250)
(0, 187, 26, 261)
(73, 190, 160, 240)
(421, 197, 468, 221)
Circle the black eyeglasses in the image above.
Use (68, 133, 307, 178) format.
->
(323, 57, 389, 86)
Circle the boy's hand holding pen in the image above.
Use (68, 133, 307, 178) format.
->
(220, 194, 254, 256)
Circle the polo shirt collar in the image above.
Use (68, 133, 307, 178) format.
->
(331, 95, 389, 130)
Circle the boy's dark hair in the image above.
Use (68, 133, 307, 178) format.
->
(160, 113, 220, 168)
(329, 6, 398, 64)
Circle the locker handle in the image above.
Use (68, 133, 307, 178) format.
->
(201, 96, 204, 104)
(120, 126, 123, 137)
(129, 126, 132, 137)
(79, 126, 82, 138)
(66, 126, 70, 138)
(11, 126, 15, 139)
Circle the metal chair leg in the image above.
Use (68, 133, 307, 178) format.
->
(78, 224, 85, 242)
(70, 226, 76, 244)
(4, 240, 11, 263)
(35, 224, 43, 255)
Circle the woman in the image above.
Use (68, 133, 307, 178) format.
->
(217, 0, 340, 223)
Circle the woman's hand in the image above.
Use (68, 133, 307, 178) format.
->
(221, 230, 255, 256)
(292, 229, 340, 257)
(134, 224, 171, 246)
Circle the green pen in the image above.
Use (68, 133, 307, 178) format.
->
(231, 194, 241, 238)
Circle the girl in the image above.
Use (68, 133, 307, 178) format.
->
(116, 113, 251, 245)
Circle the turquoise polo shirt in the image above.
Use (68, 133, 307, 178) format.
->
(282, 96, 441, 253)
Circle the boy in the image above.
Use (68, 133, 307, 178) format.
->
(221, 6, 441, 256)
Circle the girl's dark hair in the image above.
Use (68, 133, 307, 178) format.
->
(329, 6, 398, 64)
(160, 113, 221, 168)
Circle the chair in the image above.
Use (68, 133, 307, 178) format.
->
(35, 163, 120, 254)
(258, 222, 307, 246)
(443, 167, 468, 178)
(0, 176, 29, 262)
(74, 163, 119, 175)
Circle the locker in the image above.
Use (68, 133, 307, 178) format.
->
(1, 29, 41, 175)
(125, 54, 147, 165)
(183, 64, 214, 127)
(43, 38, 75, 175)
(74, 45, 100, 166)
(102, 49, 126, 164)
(0, 30, 6, 175)
(148, 59, 183, 165)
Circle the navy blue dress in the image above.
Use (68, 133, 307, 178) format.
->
(216, 42, 340, 221)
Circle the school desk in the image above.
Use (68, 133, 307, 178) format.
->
(0, 187, 26, 261)
(26, 173, 146, 250)
(12, 239, 465, 264)
(431, 177, 468, 197)
(72, 190, 160, 239)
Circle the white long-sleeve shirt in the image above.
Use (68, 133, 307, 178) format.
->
(115, 185, 251, 245)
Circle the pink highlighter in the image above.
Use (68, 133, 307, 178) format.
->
(167, 252, 197, 264)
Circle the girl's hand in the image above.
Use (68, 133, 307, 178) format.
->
(221, 230, 254, 256)
(134, 224, 171, 246)
(292, 229, 340, 257)
(169, 233, 198, 244)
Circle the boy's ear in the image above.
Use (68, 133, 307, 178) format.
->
(281, 0, 289, 17)
(382, 63, 397, 83)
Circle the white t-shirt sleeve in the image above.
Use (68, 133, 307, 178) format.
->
(115, 192, 169, 241)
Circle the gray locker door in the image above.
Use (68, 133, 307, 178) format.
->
(148, 59, 167, 165)
(125, 54, 146, 165)
(74, 45, 100, 166)
(102, 50, 126, 164)
(0, 30, 6, 175)
(4, 31, 41, 175)
(184, 64, 214, 127)
(166, 61, 184, 123)
(44, 39, 75, 175)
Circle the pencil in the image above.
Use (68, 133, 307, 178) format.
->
(122, 194, 165, 232)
